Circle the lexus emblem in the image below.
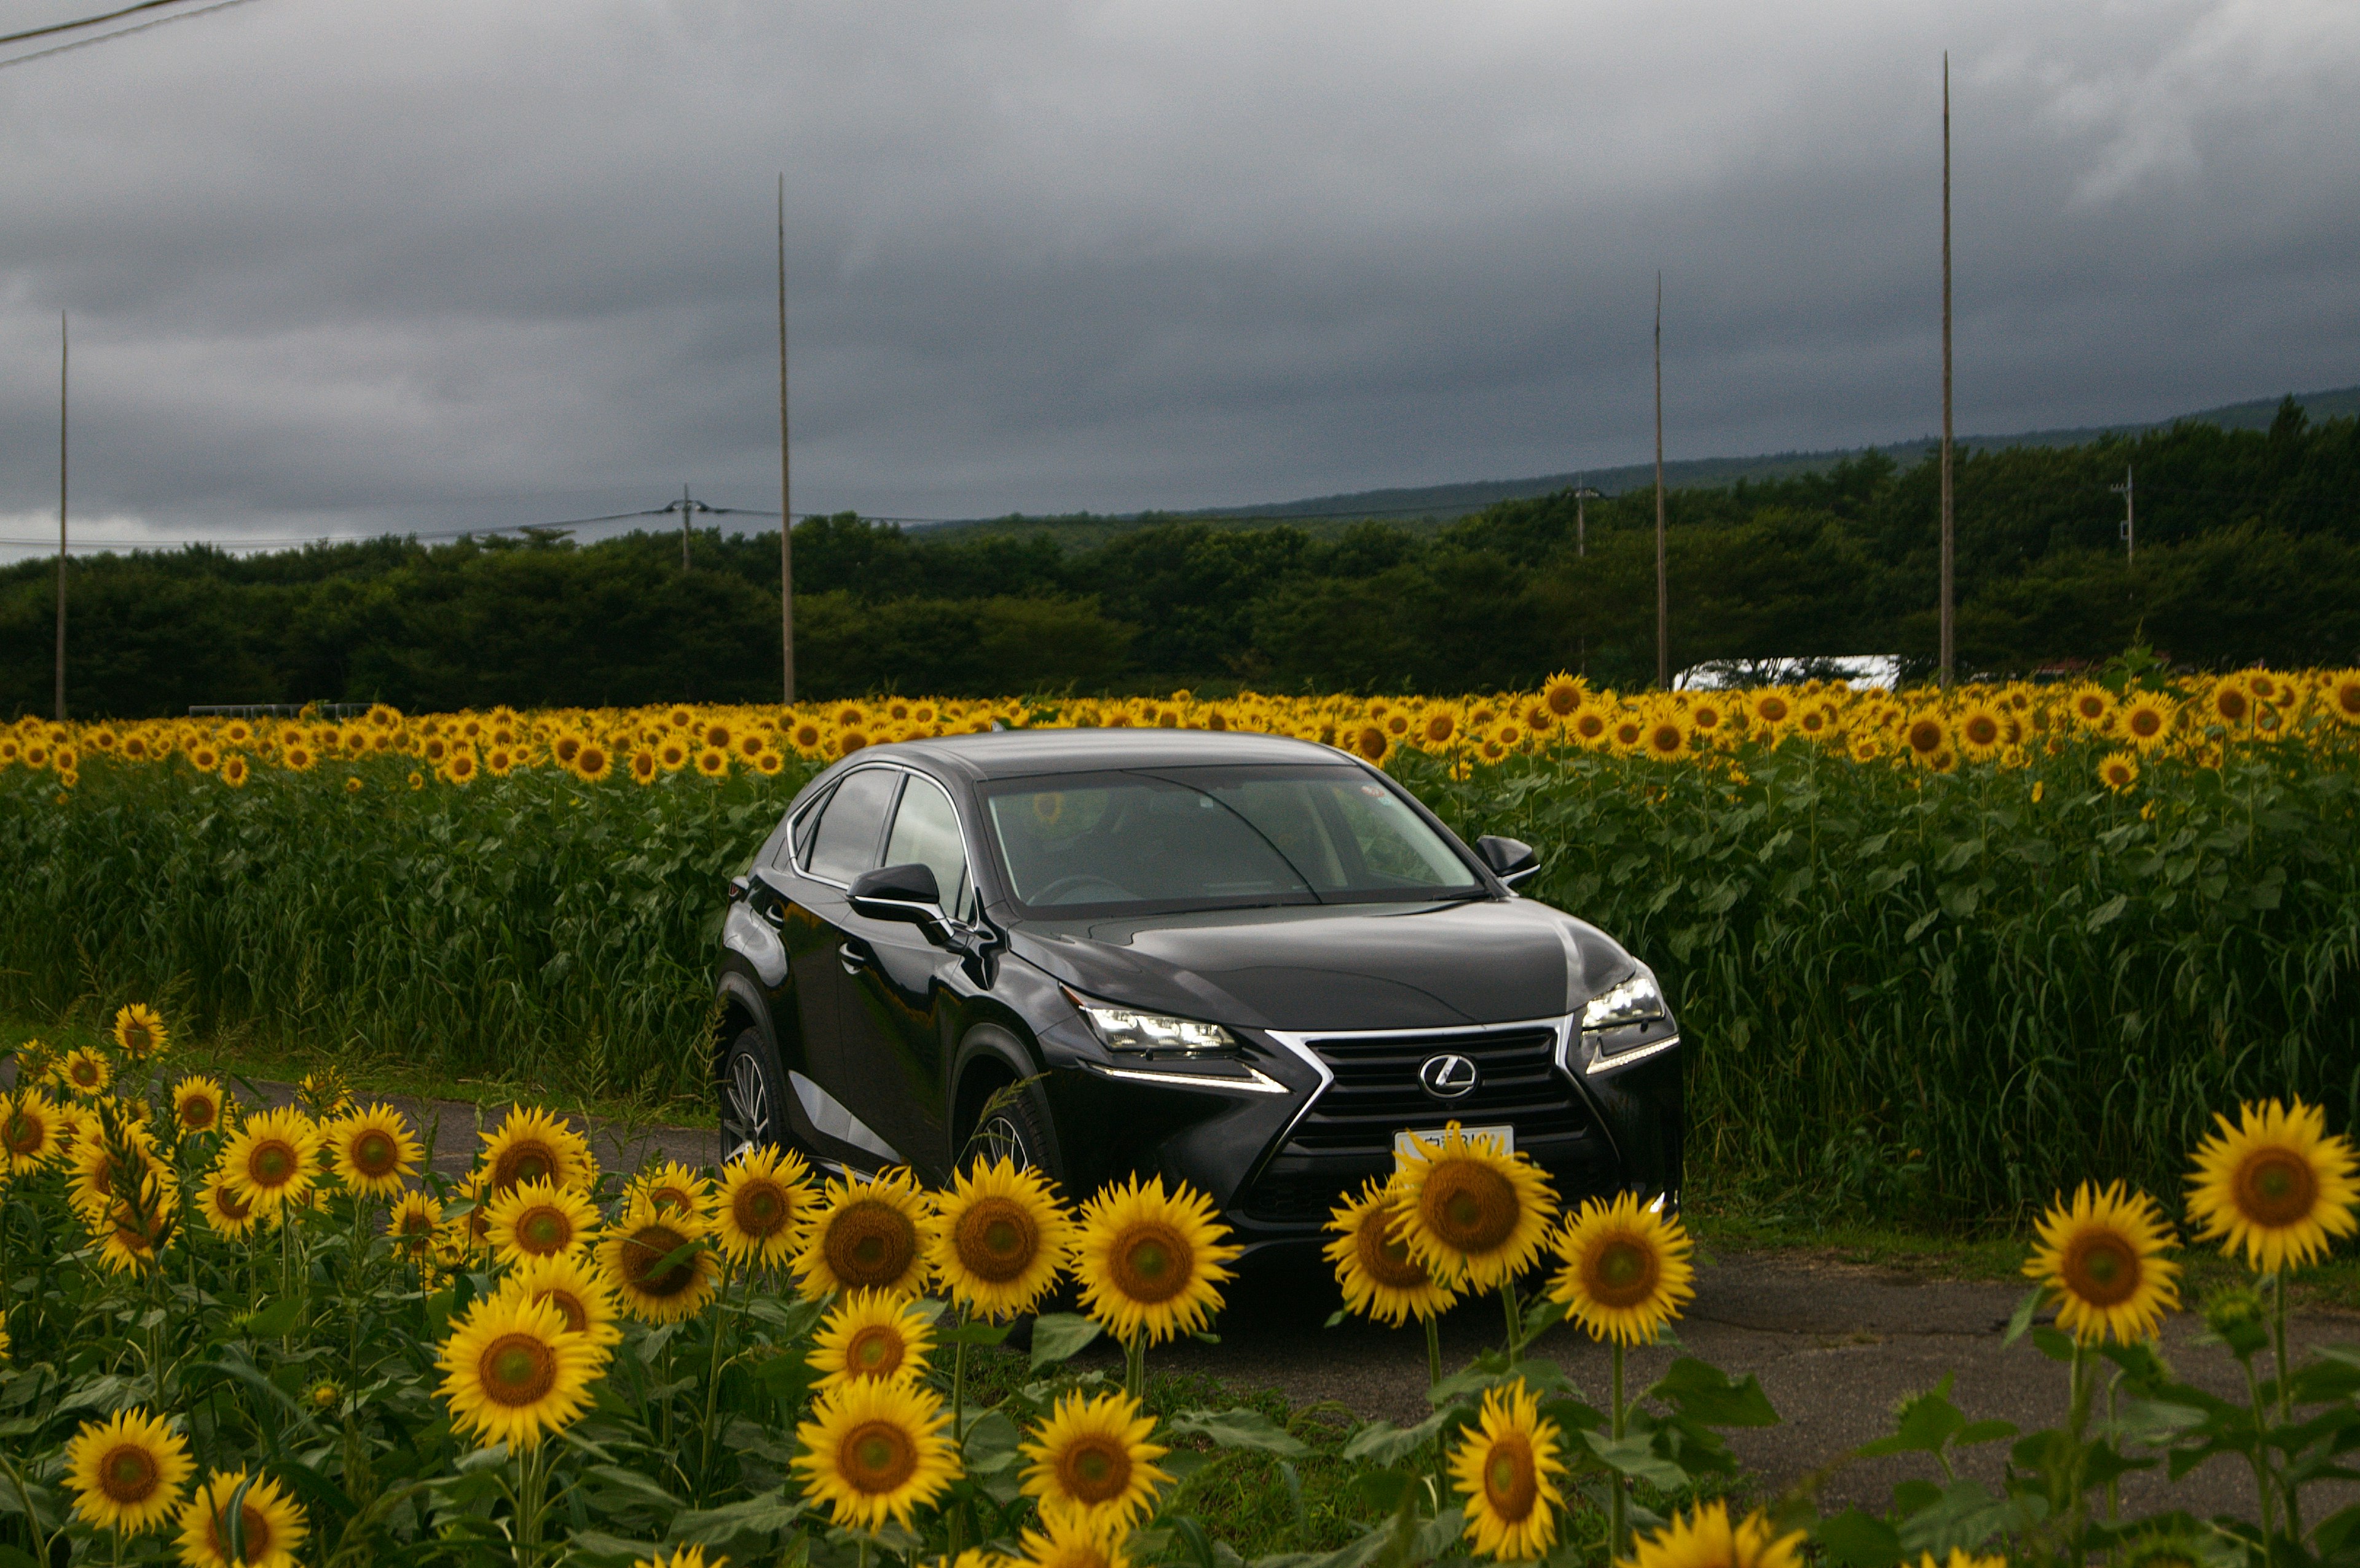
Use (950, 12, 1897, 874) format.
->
(1418, 1053, 1479, 1100)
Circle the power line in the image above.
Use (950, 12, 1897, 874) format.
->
(1, 0, 194, 45)
(0, 0, 262, 69)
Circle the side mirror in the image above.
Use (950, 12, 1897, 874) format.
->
(1476, 835, 1540, 887)
(848, 863, 947, 927)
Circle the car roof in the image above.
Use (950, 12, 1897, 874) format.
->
(862, 727, 1360, 783)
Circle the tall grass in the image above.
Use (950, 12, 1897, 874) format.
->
(4, 734, 2354, 1222)
(1401, 739, 2360, 1223)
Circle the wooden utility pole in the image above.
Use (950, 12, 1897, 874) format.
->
(1939, 52, 1956, 687)
(55, 312, 68, 721)
(778, 174, 796, 704)
(1653, 273, 1668, 689)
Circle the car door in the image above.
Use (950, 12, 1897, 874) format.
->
(832, 770, 977, 1176)
(781, 765, 906, 1166)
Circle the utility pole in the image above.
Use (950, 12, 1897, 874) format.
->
(55, 312, 68, 721)
(1653, 274, 1668, 690)
(1572, 485, 1602, 557)
(778, 174, 796, 704)
(1938, 51, 1956, 688)
(2112, 464, 2134, 563)
(680, 481, 693, 570)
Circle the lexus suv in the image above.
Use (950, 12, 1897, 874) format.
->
(713, 729, 1682, 1255)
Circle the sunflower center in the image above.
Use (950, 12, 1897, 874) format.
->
(1355, 1207, 1431, 1291)
(215, 1184, 254, 1220)
(621, 1224, 697, 1296)
(1908, 721, 1943, 755)
(652, 1185, 696, 1212)
(847, 1325, 906, 1376)
(1482, 1433, 1539, 1522)
(824, 1199, 919, 1290)
(494, 1142, 557, 1190)
(353, 1131, 398, 1176)
(99, 1443, 160, 1502)
(1422, 1159, 1520, 1255)
(3, 1114, 35, 1153)
(481, 1333, 559, 1406)
(538, 1290, 591, 1335)
(1586, 1236, 1661, 1309)
(1060, 1435, 1132, 1503)
(953, 1196, 1039, 1283)
(732, 1179, 790, 1238)
(1109, 1220, 1195, 1304)
(518, 1209, 570, 1253)
(250, 1141, 296, 1187)
(183, 1100, 216, 1129)
(2061, 1230, 2141, 1307)
(841, 1421, 919, 1494)
(208, 1503, 274, 1559)
(2238, 1149, 2319, 1228)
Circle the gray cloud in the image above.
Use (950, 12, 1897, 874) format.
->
(2, 0, 2356, 560)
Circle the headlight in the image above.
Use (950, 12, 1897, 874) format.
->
(1066, 990, 1237, 1056)
(1583, 972, 1665, 1032)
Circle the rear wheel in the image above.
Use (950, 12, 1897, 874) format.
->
(718, 1025, 788, 1164)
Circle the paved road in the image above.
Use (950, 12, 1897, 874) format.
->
(233, 1084, 2357, 1518)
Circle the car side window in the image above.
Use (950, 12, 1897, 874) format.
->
(803, 770, 899, 884)
(883, 776, 975, 921)
(785, 783, 837, 866)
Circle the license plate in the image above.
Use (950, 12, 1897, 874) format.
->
(1394, 1123, 1515, 1164)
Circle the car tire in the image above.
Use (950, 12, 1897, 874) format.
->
(718, 1024, 792, 1165)
(958, 1074, 1061, 1181)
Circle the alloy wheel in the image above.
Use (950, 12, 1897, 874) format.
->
(722, 1051, 772, 1163)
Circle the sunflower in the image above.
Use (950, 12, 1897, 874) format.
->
(2069, 685, 2118, 731)
(792, 1374, 962, 1531)
(2327, 671, 2360, 727)
(929, 1154, 1076, 1320)
(68, 1121, 163, 1218)
(1324, 1177, 1457, 1326)
(1072, 1175, 1240, 1347)
(297, 1067, 353, 1118)
(1547, 1191, 1695, 1346)
(58, 1046, 111, 1099)
(2024, 1180, 2181, 1344)
(625, 1159, 717, 1220)
(1392, 1125, 1557, 1291)
(478, 1105, 594, 1194)
(1642, 718, 1686, 760)
(2208, 680, 2251, 728)
(326, 1103, 420, 1198)
(436, 1291, 606, 1451)
(2098, 750, 2140, 793)
(387, 1191, 445, 1262)
(221, 755, 250, 787)
(486, 1178, 602, 1264)
(172, 1076, 228, 1135)
(1917, 1553, 2008, 1568)
(696, 747, 731, 779)
(574, 741, 614, 783)
(65, 1406, 194, 1533)
(113, 1002, 170, 1061)
(795, 1167, 943, 1301)
(175, 1469, 308, 1568)
(1449, 1378, 1568, 1562)
(502, 1250, 625, 1346)
(597, 1196, 724, 1322)
(1016, 1509, 1133, 1568)
(637, 1550, 728, 1568)
(715, 1143, 815, 1268)
(1622, 1500, 1807, 1568)
(199, 1172, 266, 1239)
(810, 1289, 938, 1387)
(2187, 1098, 2360, 1274)
(93, 1175, 181, 1274)
(2120, 694, 2176, 750)
(1020, 1389, 1171, 1531)
(219, 1106, 323, 1215)
(1900, 712, 1949, 764)
(0, 1089, 64, 1174)
(1541, 672, 1587, 718)
(1954, 704, 2004, 759)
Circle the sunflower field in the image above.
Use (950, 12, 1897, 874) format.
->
(3, 666, 2359, 1219)
(6, 1011, 2360, 1568)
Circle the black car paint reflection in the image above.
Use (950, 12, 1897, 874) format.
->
(712, 731, 1683, 1256)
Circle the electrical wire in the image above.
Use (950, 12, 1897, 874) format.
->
(0, 0, 262, 69)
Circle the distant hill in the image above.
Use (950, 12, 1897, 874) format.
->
(928, 384, 2360, 544)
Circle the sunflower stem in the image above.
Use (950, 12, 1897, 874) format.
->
(1499, 1277, 1522, 1362)
(2273, 1268, 2294, 1424)
(1423, 1314, 1442, 1390)
(1125, 1332, 1146, 1401)
(2241, 1338, 2280, 1553)
(695, 1263, 736, 1499)
(1610, 1339, 1627, 1557)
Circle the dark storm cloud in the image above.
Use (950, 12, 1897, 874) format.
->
(1, 0, 2355, 558)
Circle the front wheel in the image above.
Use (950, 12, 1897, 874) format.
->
(718, 1025, 789, 1164)
(959, 1076, 1060, 1179)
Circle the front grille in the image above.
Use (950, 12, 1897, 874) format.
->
(1284, 1026, 1592, 1158)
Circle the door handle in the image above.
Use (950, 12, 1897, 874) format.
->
(838, 941, 873, 976)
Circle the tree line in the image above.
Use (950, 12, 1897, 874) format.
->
(4, 398, 2356, 717)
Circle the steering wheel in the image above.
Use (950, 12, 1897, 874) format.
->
(1031, 873, 1135, 905)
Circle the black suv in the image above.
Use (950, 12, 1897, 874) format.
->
(714, 730, 1682, 1254)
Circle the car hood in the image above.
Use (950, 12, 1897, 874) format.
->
(1002, 898, 1635, 1032)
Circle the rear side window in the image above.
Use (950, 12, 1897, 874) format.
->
(804, 769, 900, 884)
(883, 777, 975, 921)
(786, 784, 837, 866)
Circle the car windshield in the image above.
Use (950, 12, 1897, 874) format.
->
(981, 764, 1484, 914)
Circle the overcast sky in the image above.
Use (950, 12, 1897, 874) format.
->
(2, 0, 2356, 560)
